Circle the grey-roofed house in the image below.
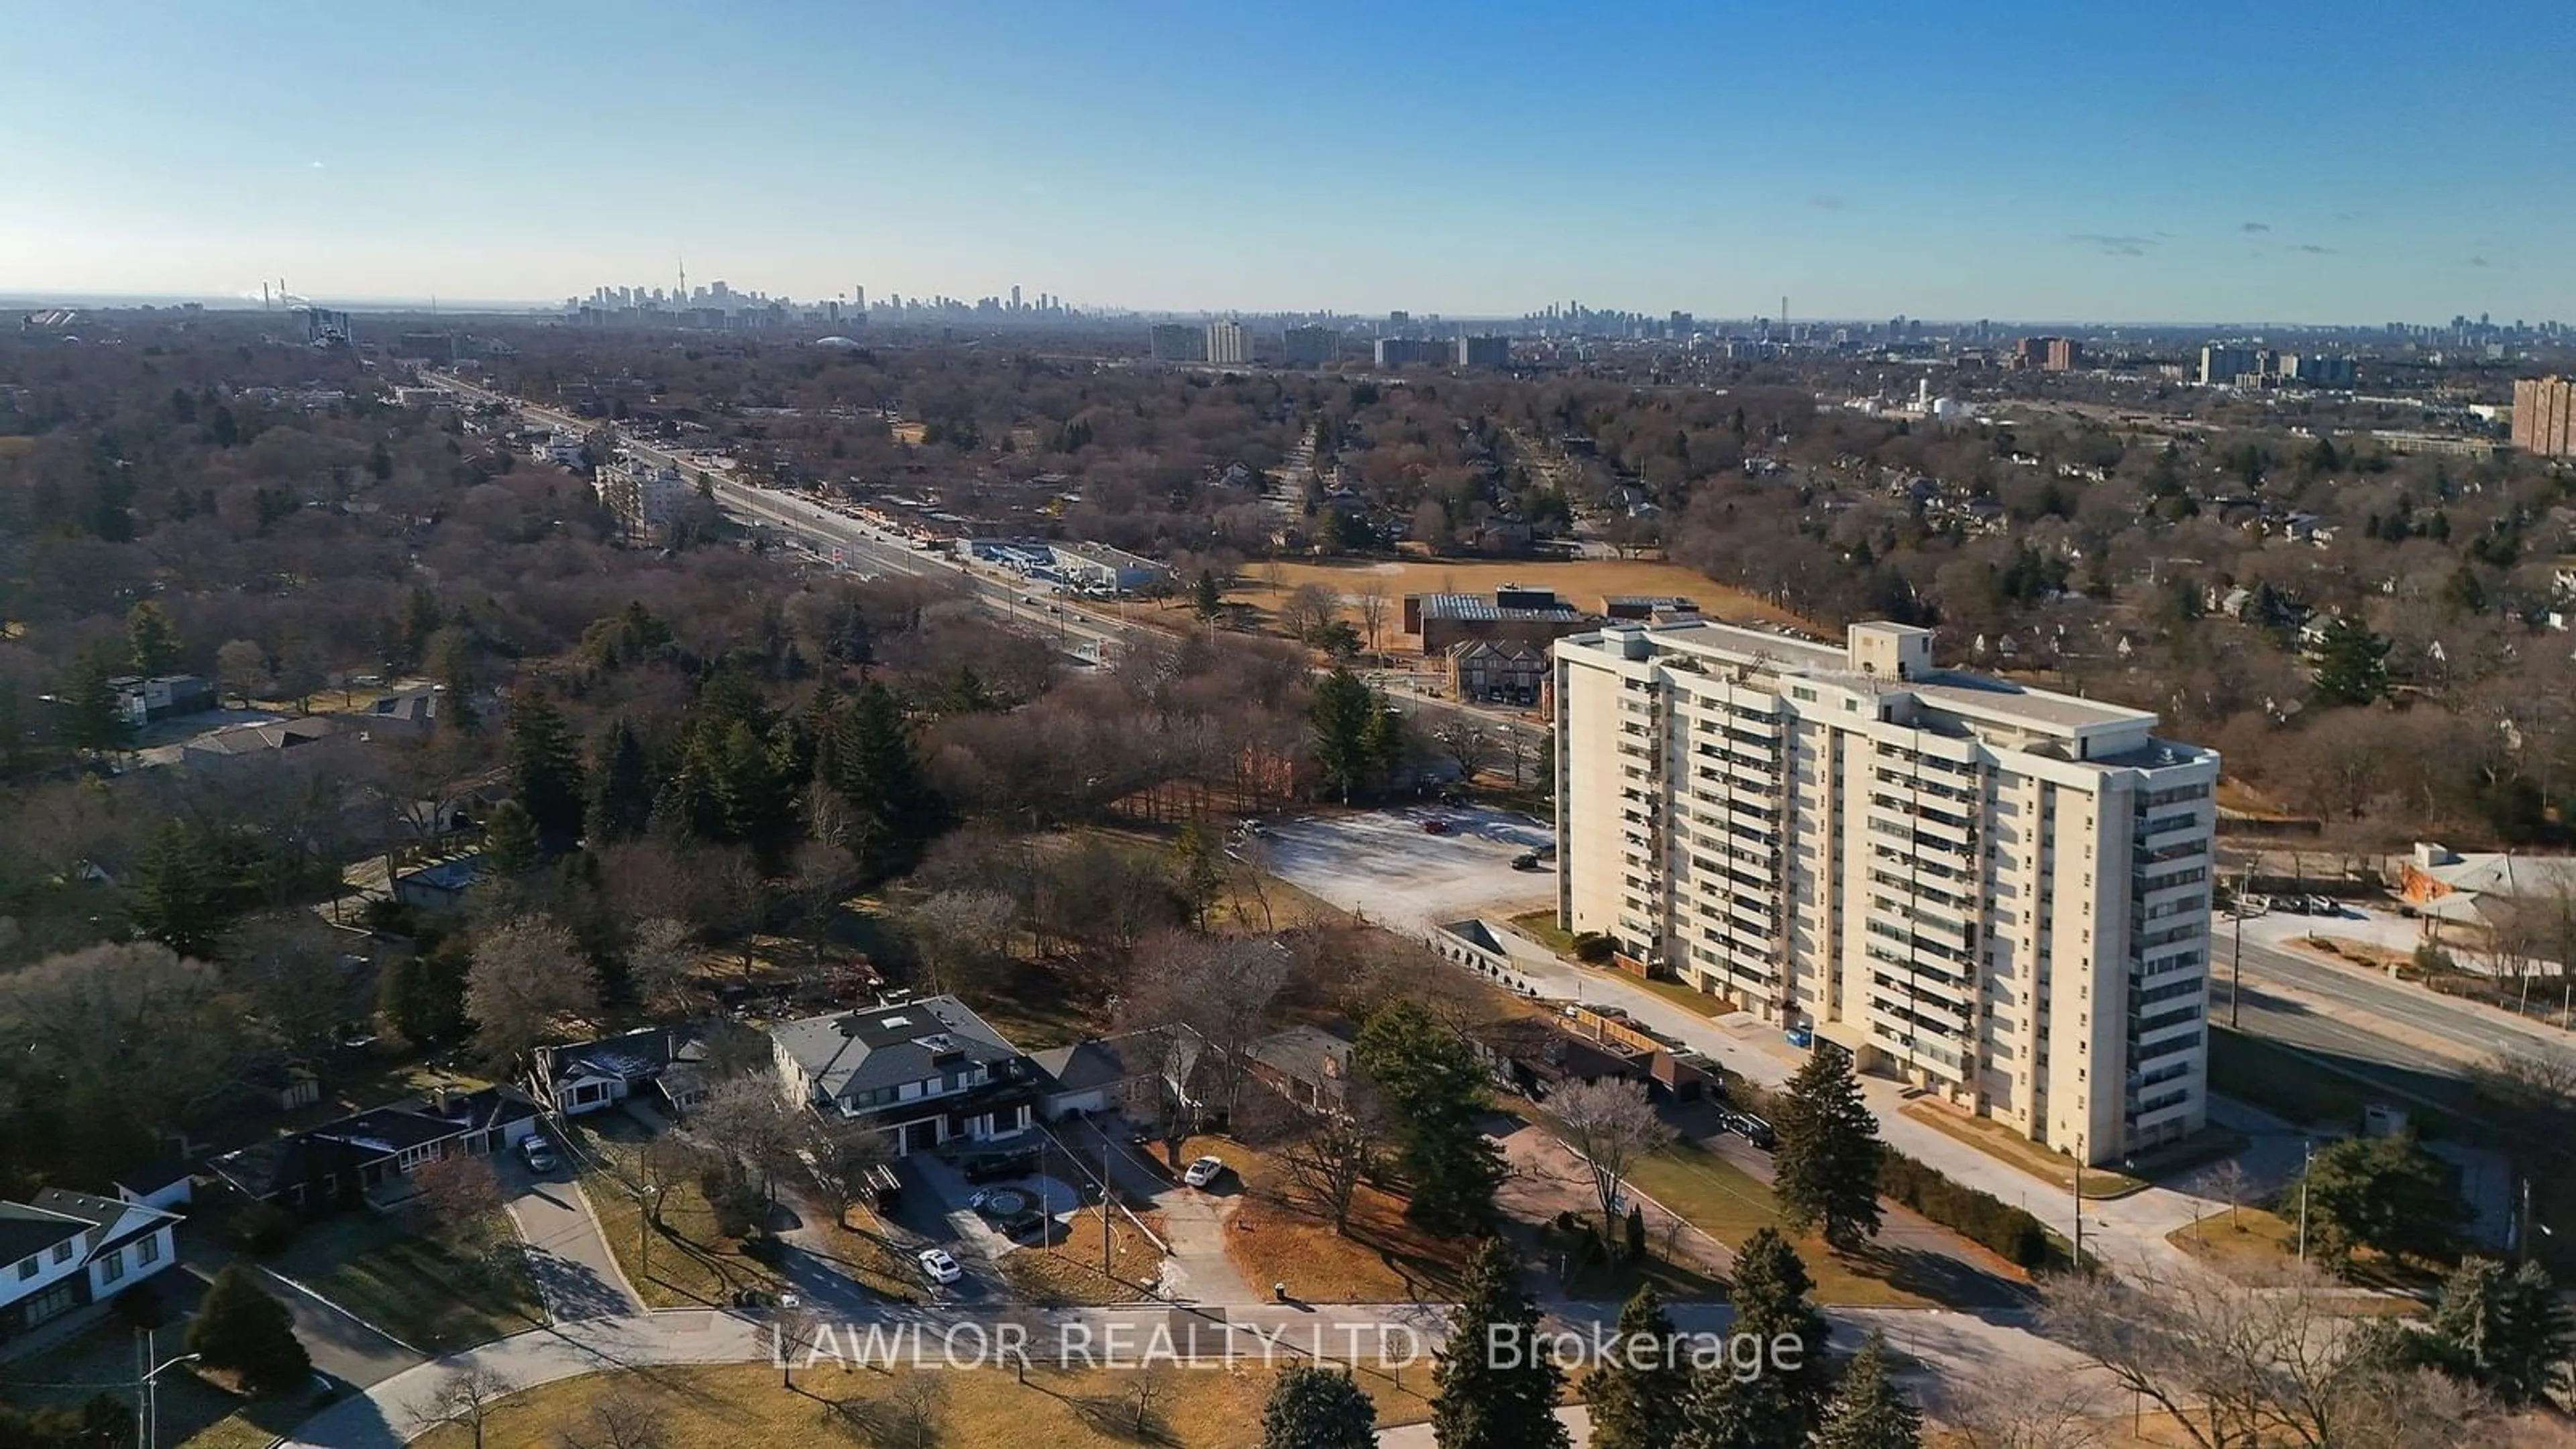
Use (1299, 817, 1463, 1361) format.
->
(1243, 1025, 1359, 1115)
(770, 994, 1040, 1155)
(536, 1024, 718, 1118)
(207, 1084, 543, 1214)
(0, 1189, 182, 1344)
(1029, 1031, 1161, 1118)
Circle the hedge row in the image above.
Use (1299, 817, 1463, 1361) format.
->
(1878, 1149, 2059, 1269)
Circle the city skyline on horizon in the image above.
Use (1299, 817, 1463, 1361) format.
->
(6, 3, 2570, 324)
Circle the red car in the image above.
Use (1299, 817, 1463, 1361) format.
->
(1420, 818, 1452, 835)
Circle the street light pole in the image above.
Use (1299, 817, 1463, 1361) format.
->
(2296, 1139, 2313, 1264)
(2230, 866, 2249, 1029)
(138, 1348, 200, 1449)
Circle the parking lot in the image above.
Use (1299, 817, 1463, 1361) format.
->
(1257, 803, 1554, 931)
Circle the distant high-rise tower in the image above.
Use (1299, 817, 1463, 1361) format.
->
(1011, 284, 1022, 311)
(856, 286, 867, 313)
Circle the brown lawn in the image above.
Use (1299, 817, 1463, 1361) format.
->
(1000, 1203, 1167, 1305)
(406, 1359, 1437, 1448)
(1187, 1133, 1476, 1305)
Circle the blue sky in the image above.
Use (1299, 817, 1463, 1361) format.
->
(3, 1, 2568, 321)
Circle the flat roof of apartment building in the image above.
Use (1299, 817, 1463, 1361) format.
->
(1560, 617, 2161, 739)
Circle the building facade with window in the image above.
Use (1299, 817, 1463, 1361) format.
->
(1552, 619, 2218, 1162)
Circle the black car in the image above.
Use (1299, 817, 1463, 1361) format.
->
(962, 1150, 1040, 1185)
(1722, 1111, 1777, 1151)
(1002, 1209, 1055, 1240)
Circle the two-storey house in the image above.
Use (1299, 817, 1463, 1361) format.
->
(0, 1189, 183, 1344)
(769, 994, 1038, 1155)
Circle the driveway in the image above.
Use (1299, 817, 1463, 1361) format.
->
(1079, 1118, 1251, 1304)
(500, 1148, 644, 1324)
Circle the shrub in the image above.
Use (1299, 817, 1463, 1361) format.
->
(1554, 1209, 1579, 1234)
(1879, 1150, 2061, 1270)
(2412, 944, 2455, 973)
(225, 1201, 297, 1256)
(1624, 1204, 1648, 1262)
(1571, 932, 1615, 965)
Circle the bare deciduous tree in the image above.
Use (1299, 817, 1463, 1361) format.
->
(1935, 1365, 2109, 1449)
(894, 888, 1018, 995)
(465, 914, 600, 1066)
(2039, 1263, 2502, 1449)
(1256, 1085, 1386, 1235)
(884, 1369, 950, 1448)
(560, 1385, 669, 1449)
(1549, 1079, 1666, 1240)
(625, 917, 700, 1012)
(1352, 580, 1391, 653)
(1279, 582, 1338, 643)
(413, 1365, 511, 1449)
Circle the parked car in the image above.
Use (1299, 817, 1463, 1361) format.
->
(1002, 1210, 1053, 1240)
(916, 1248, 963, 1286)
(963, 1150, 1040, 1184)
(1512, 853, 1542, 871)
(1721, 1112, 1778, 1150)
(1420, 818, 1452, 835)
(519, 1135, 557, 1172)
(2275, 896, 2309, 914)
(2306, 895, 2338, 916)
(1183, 1155, 1228, 1189)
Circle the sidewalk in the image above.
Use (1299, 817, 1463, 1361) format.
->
(1483, 942, 2218, 1277)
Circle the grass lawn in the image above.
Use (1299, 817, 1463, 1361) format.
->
(1189, 1133, 1477, 1305)
(803, 1205, 928, 1302)
(1615, 1137, 1935, 1307)
(2166, 1205, 2440, 1302)
(574, 1119, 800, 1311)
(959, 957, 1100, 1052)
(998, 1203, 1167, 1305)
(1626, 973, 1735, 1020)
(270, 1212, 543, 1353)
(408, 1358, 1437, 1448)
(1507, 908, 1578, 957)
(1899, 1102, 2144, 1198)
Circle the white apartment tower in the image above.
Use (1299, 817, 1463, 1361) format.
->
(1205, 319, 1251, 367)
(1554, 619, 2218, 1163)
(594, 452, 690, 544)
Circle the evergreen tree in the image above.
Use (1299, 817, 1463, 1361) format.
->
(130, 820, 228, 959)
(1354, 1001, 1505, 1235)
(586, 718, 655, 843)
(1430, 1238, 1568, 1449)
(0, 679, 31, 779)
(2308, 614, 2392, 706)
(2412, 1256, 2573, 1406)
(1582, 1285, 1690, 1449)
(188, 1264, 311, 1397)
(1724, 1228, 1835, 1432)
(394, 585, 444, 671)
(379, 939, 470, 1044)
(54, 645, 133, 755)
(823, 681, 943, 880)
(1815, 1333, 1921, 1449)
(1675, 1369, 1805, 1449)
(368, 439, 394, 481)
(2292, 1132, 2465, 1269)
(1193, 568, 1225, 621)
(506, 693, 587, 839)
(1772, 1047, 1884, 1251)
(125, 600, 182, 676)
(1261, 1363, 1377, 1449)
(479, 800, 542, 877)
(208, 405, 239, 448)
(1309, 667, 1381, 804)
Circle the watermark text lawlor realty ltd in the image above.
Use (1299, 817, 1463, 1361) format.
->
(771, 1318, 1807, 1381)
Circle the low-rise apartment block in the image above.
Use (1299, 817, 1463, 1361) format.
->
(1553, 619, 2218, 1163)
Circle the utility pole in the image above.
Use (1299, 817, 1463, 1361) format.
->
(2072, 1132, 2084, 1267)
(2296, 1139, 2312, 1263)
(2230, 866, 2249, 1028)
(1100, 1126, 1114, 1283)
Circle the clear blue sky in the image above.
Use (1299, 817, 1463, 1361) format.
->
(5, 1, 2569, 322)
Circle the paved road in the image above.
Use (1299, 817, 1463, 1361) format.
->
(2220, 931, 2566, 1078)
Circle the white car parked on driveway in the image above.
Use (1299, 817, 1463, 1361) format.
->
(916, 1248, 963, 1285)
(1183, 1155, 1226, 1189)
